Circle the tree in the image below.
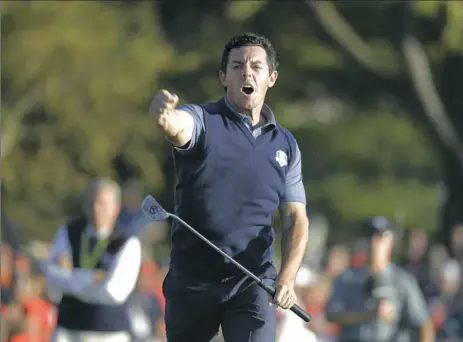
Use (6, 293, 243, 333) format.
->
(158, 1, 442, 238)
(1, 1, 173, 238)
(307, 0, 463, 250)
(2, 0, 451, 247)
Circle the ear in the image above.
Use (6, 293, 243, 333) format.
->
(219, 70, 227, 88)
(268, 70, 278, 88)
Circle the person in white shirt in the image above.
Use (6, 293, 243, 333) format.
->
(277, 265, 319, 342)
(43, 178, 142, 342)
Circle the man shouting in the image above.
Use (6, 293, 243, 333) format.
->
(150, 33, 310, 342)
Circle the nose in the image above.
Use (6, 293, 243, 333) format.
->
(242, 64, 252, 78)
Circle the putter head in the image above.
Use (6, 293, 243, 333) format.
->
(141, 195, 170, 221)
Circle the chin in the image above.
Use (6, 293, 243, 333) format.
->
(241, 102, 255, 110)
(239, 97, 257, 109)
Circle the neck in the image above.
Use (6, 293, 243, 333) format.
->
(225, 96, 264, 126)
(249, 105, 264, 126)
(408, 251, 423, 262)
(93, 224, 113, 238)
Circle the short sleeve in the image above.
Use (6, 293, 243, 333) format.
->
(280, 142, 306, 204)
(172, 104, 205, 152)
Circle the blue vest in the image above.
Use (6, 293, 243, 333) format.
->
(170, 98, 297, 282)
(57, 217, 131, 332)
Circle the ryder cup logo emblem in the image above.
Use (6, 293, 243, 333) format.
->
(150, 206, 161, 216)
(275, 150, 288, 167)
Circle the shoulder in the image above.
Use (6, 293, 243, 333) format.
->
(178, 102, 220, 118)
(50, 224, 70, 245)
(108, 233, 140, 254)
(276, 124, 298, 149)
(177, 103, 204, 113)
(177, 103, 206, 124)
(276, 123, 297, 141)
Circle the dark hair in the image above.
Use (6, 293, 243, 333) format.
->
(220, 33, 278, 73)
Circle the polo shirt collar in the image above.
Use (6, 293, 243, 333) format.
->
(222, 96, 277, 128)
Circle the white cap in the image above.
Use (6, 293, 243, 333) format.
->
(295, 266, 319, 287)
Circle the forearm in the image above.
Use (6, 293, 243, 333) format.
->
(44, 263, 94, 295)
(162, 109, 194, 147)
(419, 319, 435, 342)
(75, 277, 135, 305)
(77, 237, 141, 305)
(278, 216, 309, 282)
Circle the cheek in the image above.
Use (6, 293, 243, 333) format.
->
(259, 76, 272, 89)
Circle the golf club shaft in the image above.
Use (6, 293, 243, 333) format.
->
(169, 214, 311, 322)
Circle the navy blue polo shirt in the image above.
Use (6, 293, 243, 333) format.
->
(169, 97, 306, 283)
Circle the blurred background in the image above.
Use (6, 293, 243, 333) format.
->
(1, 1, 463, 341)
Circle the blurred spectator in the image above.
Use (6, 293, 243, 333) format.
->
(42, 178, 142, 342)
(351, 239, 368, 268)
(400, 231, 434, 297)
(451, 223, 463, 261)
(305, 278, 339, 342)
(118, 180, 167, 245)
(429, 244, 450, 282)
(276, 265, 318, 341)
(4, 208, 463, 341)
(117, 180, 148, 235)
(429, 259, 463, 339)
(15, 272, 56, 342)
(325, 217, 435, 341)
(1, 244, 16, 306)
(323, 245, 350, 280)
(127, 272, 164, 341)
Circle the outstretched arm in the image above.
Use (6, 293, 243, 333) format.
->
(150, 89, 195, 147)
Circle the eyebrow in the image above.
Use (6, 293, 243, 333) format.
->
(230, 60, 264, 65)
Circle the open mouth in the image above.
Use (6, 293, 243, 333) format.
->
(241, 85, 254, 95)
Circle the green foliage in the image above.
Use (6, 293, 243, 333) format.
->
(316, 176, 439, 229)
(2, 1, 172, 238)
(226, 1, 268, 22)
(290, 105, 441, 233)
(413, 1, 463, 52)
(1, 1, 453, 245)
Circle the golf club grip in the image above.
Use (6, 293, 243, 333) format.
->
(260, 281, 311, 322)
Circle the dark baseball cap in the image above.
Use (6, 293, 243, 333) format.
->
(362, 216, 396, 238)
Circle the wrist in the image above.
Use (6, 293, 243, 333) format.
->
(276, 272, 296, 285)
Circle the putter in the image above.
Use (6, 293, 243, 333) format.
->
(141, 195, 312, 322)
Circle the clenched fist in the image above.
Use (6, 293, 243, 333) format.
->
(150, 89, 181, 138)
(271, 280, 298, 310)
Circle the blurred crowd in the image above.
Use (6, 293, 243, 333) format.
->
(2, 184, 463, 341)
